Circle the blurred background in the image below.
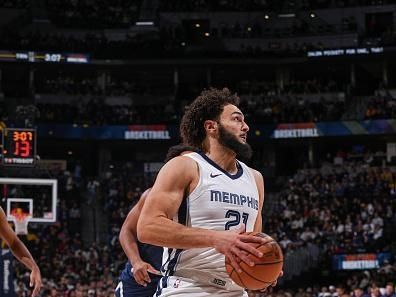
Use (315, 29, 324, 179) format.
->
(0, 0, 396, 296)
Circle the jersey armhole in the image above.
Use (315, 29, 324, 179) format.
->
(182, 154, 203, 203)
(247, 166, 261, 201)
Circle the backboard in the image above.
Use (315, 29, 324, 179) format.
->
(0, 178, 57, 223)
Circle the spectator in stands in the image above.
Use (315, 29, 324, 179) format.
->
(382, 283, 396, 297)
(352, 287, 369, 297)
(31, 76, 348, 125)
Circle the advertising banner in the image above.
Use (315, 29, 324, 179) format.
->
(332, 253, 393, 270)
(0, 249, 15, 297)
(37, 119, 396, 140)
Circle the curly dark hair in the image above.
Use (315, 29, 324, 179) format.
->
(180, 88, 240, 148)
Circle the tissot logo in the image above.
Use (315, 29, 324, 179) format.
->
(210, 173, 222, 178)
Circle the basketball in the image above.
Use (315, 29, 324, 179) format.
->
(225, 232, 283, 291)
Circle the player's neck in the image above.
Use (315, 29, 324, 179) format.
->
(205, 143, 238, 174)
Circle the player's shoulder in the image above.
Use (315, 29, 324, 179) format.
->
(165, 153, 197, 166)
(249, 168, 263, 178)
(160, 154, 199, 176)
(155, 155, 199, 188)
(236, 159, 263, 181)
(139, 188, 152, 202)
(247, 167, 264, 185)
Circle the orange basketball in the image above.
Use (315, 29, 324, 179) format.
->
(225, 232, 283, 291)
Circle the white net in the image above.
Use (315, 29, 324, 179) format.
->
(11, 214, 31, 235)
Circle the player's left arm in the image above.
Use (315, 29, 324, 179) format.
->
(0, 207, 42, 296)
(250, 169, 283, 292)
(119, 189, 160, 286)
(251, 169, 264, 233)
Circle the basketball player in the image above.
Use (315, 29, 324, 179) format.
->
(116, 188, 161, 297)
(116, 145, 196, 297)
(138, 88, 280, 296)
(0, 207, 42, 296)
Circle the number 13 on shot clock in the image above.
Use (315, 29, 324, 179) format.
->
(2, 128, 36, 166)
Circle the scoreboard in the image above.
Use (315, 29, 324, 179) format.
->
(0, 50, 90, 64)
(1, 128, 36, 166)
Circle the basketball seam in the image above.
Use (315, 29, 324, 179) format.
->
(238, 239, 282, 284)
(254, 260, 284, 266)
(226, 234, 283, 289)
(230, 267, 247, 288)
(254, 240, 283, 264)
(238, 266, 274, 284)
(255, 239, 275, 249)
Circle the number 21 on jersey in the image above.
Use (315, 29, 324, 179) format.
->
(225, 210, 249, 230)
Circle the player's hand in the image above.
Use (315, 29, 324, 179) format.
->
(268, 270, 283, 288)
(213, 224, 267, 273)
(248, 270, 283, 294)
(132, 261, 160, 287)
(30, 266, 42, 297)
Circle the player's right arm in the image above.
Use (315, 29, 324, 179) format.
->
(137, 156, 269, 272)
(0, 207, 42, 297)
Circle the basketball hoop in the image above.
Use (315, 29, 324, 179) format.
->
(10, 209, 31, 235)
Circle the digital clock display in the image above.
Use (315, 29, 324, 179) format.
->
(0, 50, 90, 64)
(2, 128, 36, 166)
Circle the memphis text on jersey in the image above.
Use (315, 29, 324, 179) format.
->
(210, 190, 259, 210)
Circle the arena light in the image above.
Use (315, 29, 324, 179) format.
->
(310, 12, 316, 18)
(264, 14, 270, 20)
(204, 32, 210, 37)
(195, 23, 201, 28)
(247, 27, 252, 31)
(278, 13, 296, 18)
(135, 21, 154, 26)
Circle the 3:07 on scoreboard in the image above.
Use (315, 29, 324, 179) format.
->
(1, 128, 37, 166)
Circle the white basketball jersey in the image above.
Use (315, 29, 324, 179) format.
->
(160, 152, 260, 291)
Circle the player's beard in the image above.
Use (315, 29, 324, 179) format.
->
(218, 124, 252, 162)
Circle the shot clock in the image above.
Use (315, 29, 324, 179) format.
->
(2, 128, 36, 166)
